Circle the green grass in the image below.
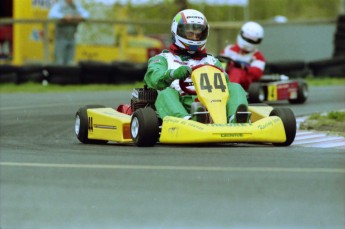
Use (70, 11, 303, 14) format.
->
(305, 77, 345, 86)
(0, 81, 145, 93)
(300, 111, 345, 137)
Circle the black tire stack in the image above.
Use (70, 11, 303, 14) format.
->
(308, 14, 345, 77)
(0, 64, 18, 83)
(0, 61, 148, 85)
(334, 14, 345, 57)
(16, 64, 44, 84)
(308, 56, 345, 77)
(79, 61, 112, 84)
(110, 61, 147, 84)
(265, 60, 309, 78)
(43, 65, 81, 85)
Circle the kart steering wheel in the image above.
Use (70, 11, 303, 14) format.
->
(178, 65, 205, 95)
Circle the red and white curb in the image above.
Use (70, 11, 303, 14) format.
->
(293, 117, 345, 149)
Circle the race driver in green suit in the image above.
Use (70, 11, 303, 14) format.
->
(144, 9, 249, 123)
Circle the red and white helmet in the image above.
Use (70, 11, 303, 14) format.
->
(171, 9, 209, 54)
(237, 21, 264, 52)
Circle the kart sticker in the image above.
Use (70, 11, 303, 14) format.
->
(199, 73, 226, 93)
(267, 85, 277, 101)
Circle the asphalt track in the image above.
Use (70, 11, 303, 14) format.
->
(0, 85, 344, 229)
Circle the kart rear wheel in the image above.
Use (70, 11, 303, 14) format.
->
(270, 108, 296, 146)
(131, 108, 160, 147)
(75, 105, 108, 144)
(247, 82, 266, 103)
(288, 80, 308, 104)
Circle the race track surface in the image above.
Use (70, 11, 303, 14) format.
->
(0, 86, 344, 229)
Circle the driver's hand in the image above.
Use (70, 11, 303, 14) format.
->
(170, 66, 192, 80)
(233, 61, 249, 70)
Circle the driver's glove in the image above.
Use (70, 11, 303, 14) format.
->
(164, 66, 192, 82)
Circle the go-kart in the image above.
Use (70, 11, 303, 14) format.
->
(217, 55, 309, 104)
(74, 64, 296, 147)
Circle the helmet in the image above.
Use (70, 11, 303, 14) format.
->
(237, 21, 264, 52)
(171, 9, 209, 54)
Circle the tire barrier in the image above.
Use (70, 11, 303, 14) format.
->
(0, 65, 18, 83)
(1, 55, 343, 84)
(44, 65, 82, 85)
(308, 56, 345, 77)
(265, 60, 309, 78)
(16, 64, 44, 84)
(110, 61, 147, 84)
(334, 14, 345, 57)
(0, 61, 148, 85)
(79, 61, 112, 84)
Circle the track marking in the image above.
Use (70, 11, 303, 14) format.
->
(1, 162, 344, 174)
(293, 130, 345, 148)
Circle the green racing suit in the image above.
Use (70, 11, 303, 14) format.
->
(144, 50, 248, 122)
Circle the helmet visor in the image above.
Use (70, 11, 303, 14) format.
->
(177, 24, 208, 41)
(240, 31, 262, 44)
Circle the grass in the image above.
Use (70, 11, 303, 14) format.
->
(0, 77, 344, 94)
(0, 81, 145, 93)
(304, 77, 345, 86)
(300, 111, 345, 137)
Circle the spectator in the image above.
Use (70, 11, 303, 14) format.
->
(220, 21, 266, 90)
(48, 0, 89, 65)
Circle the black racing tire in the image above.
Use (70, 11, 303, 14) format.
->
(130, 108, 160, 147)
(336, 23, 345, 33)
(16, 64, 44, 84)
(247, 82, 266, 103)
(79, 61, 112, 84)
(337, 14, 345, 24)
(0, 65, 18, 83)
(45, 65, 81, 85)
(75, 105, 108, 144)
(289, 80, 309, 104)
(270, 108, 296, 146)
(333, 48, 345, 57)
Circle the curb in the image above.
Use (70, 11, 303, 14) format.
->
(294, 116, 345, 149)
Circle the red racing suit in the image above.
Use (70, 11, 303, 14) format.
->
(220, 43, 266, 90)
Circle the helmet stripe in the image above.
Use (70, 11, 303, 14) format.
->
(181, 12, 187, 23)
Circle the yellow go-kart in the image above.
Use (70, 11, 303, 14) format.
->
(75, 65, 296, 147)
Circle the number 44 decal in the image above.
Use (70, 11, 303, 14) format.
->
(200, 73, 226, 92)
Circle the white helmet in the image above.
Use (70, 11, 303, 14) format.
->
(171, 9, 209, 54)
(237, 21, 264, 52)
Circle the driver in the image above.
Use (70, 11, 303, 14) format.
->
(220, 21, 266, 90)
(144, 9, 249, 123)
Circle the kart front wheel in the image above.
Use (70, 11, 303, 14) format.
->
(247, 82, 265, 103)
(289, 79, 308, 104)
(270, 108, 296, 146)
(75, 105, 108, 144)
(131, 108, 160, 147)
